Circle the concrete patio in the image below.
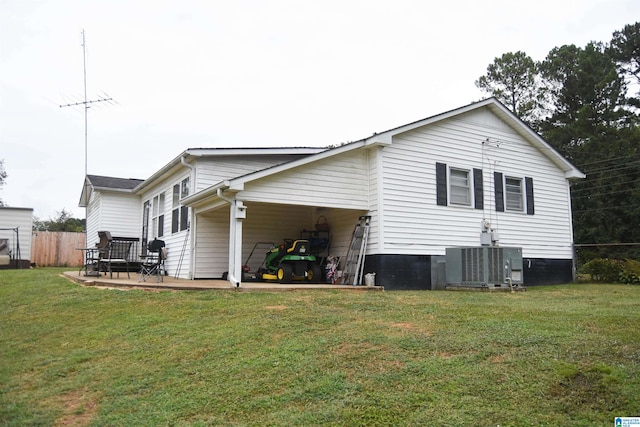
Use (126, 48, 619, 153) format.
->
(63, 271, 384, 292)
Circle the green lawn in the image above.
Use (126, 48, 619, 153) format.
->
(1, 268, 639, 426)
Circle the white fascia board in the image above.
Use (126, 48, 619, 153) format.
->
(92, 186, 137, 194)
(364, 134, 392, 146)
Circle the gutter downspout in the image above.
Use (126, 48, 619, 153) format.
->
(181, 155, 195, 279)
(217, 188, 245, 288)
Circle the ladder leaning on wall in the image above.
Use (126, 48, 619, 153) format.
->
(340, 215, 371, 286)
(174, 225, 190, 279)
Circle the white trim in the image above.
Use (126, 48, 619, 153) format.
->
(376, 145, 386, 252)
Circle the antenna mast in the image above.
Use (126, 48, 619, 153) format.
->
(59, 30, 114, 177)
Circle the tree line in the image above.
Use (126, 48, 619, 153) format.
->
(475, 22, 640, 263)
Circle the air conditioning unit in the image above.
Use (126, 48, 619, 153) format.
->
(445, 246, 523, 287)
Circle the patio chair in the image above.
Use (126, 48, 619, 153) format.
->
(78, 231, 112, 276)
(102, 240, 133, 279)
(139, 238, 166, 282)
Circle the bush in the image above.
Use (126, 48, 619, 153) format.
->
(619, 259, 640, 284)
(581, 258, 623, 282)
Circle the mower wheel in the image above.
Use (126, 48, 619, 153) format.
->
(307, 264, 322, 283)
(277, 263, 293, 283)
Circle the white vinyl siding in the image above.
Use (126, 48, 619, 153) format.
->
(194, 155, 311, 192)
(237, 150, 369, 210)
(0, 208, 33, 262)
(380, 108, 575, 259)
(86, 192, 141, 247)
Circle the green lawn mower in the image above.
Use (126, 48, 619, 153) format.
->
(259, 239, 322, 283)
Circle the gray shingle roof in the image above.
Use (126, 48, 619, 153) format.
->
(87, 175, 144, 190)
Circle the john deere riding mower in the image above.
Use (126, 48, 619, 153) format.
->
(260, 239, 322, 283)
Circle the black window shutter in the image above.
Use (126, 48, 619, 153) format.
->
(525, 177, 535, 215)
(172, 208, 179, 233)
(180, 205, 189, 231)
(494, 172, 504, 212)
(436, 162, 447, 206)
(473, 168, 483, 210)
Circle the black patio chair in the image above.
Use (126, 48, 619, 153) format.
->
(78, 231, 112, 276)
(139, 238, 166, 282)
(102, 240, 133, 279)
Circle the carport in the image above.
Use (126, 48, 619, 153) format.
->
(181, 143, 376, 286)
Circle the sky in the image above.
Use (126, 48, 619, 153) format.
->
(1, 0, 638, 220)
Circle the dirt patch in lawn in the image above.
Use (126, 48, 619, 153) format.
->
(54, 388, 99, 427)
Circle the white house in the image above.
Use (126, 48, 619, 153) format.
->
(80, 98, 585, 289)
(79, 147, 325, 274)
(0, 207, 34, 268)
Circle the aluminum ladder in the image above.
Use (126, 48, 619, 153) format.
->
(340, 215, 371, 286)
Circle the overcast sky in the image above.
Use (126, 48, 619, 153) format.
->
(1, 0, 638, 220)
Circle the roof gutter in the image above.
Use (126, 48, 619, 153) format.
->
(217, 187, 234, 204)
(181, 154, 194, 171)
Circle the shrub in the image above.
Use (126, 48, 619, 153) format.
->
(619, 259, 640, 285)
(581, 258, 623, 282)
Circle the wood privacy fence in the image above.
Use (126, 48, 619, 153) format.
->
(31, 232, 85, 267)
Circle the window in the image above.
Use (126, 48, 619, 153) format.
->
(152, 193, 165, 237)
(494, 172, 535, 215)
(505, 177, 523, 211)
(436, 163, 483, 209)
(172, 177, 190, 233)
(143, 193, 165, 247)
(450, 168, 471, 206)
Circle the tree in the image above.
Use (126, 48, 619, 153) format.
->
(0, 159, 7, 207)
(609, 21, 640, 109)
(537, 40, 639, 261)
(475, 51, 546, 126)
(33, 209, 85, 232)
(538, 42, 630, 163)
(476, 23, 640, 263)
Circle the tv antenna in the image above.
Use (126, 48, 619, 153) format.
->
(59, 29, 115, 178)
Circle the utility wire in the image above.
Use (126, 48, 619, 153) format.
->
(575, 153, 640, 168)
(573, 203, 640, 214)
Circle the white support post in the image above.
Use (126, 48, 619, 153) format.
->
(227, 200, 246, 287)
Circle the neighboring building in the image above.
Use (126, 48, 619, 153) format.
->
(80, 98, 585, 289)
(0, 207, 34, 268)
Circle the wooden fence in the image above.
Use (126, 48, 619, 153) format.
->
(31, 231, 86, 267)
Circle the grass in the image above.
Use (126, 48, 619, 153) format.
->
(1, 268, 639, 426)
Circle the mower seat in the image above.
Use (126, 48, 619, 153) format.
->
(287, 240, 309, 255)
